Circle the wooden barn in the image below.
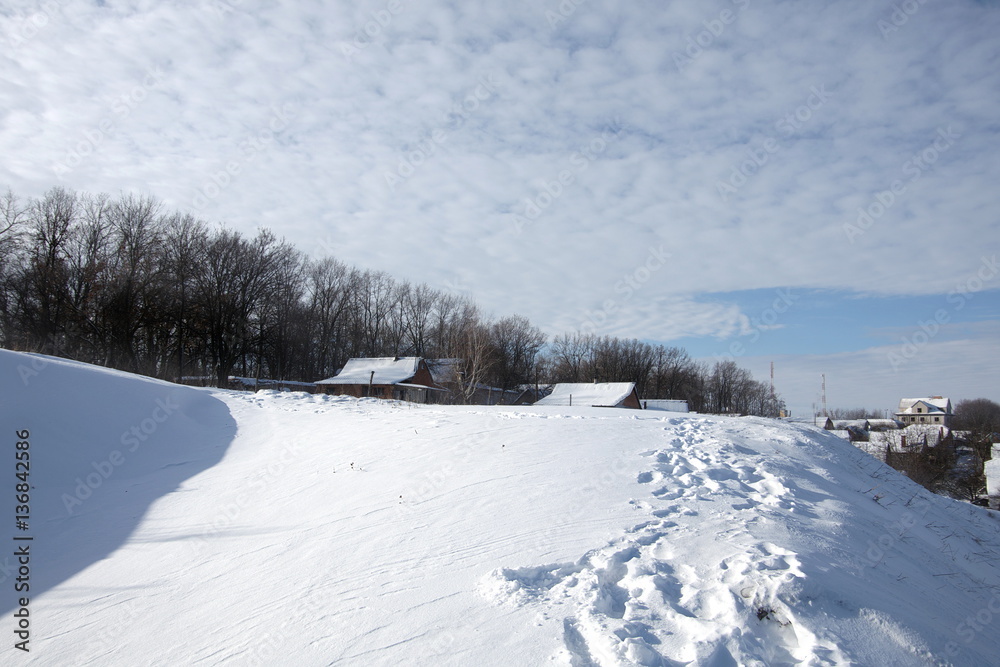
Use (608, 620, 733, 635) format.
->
(316, 357, 443, 403)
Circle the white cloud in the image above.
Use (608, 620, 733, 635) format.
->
(1, 0, 998, 354)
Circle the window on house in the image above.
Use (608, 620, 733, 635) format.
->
(920, 416, 925, 422)
(916, 408, 922, 413)
(934, 417, 940, 423)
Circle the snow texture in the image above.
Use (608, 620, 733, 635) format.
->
(3, 349, 1000, 665)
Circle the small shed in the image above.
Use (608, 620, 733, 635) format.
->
(316, 357, 443, 402)
(534, 382, 642, 409)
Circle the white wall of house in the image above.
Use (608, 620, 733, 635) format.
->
(987, 444, 1000, 510)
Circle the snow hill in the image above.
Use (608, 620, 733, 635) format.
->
(3, 349, 1000, 666)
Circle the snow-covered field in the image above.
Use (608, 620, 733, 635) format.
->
(4, 349, 1000, 666)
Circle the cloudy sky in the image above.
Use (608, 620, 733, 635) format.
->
(2, 0, 998, 417)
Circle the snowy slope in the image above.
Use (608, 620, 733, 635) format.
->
(3, 349, 1000, 665)
(1, 350, 235, 610)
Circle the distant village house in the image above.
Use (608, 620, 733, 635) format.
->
(316, 357, 443, 402)
(895, 397, 952, 427)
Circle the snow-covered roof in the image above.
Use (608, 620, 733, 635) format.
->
(643, 399, 689, 412)
(896, 397, 951, 415)
(534, 382, 637, 408)
(316, 357, 425, 386)
(831, 419, 869, 430)
(866, 419, 901, 430)
(425, 358, 462, 383)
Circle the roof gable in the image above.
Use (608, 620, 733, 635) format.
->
(896, 397, 952, 415)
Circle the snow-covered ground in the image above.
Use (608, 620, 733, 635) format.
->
(4, 349, 1000, 665)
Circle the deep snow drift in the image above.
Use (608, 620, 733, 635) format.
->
(3, 349, 1000, 665)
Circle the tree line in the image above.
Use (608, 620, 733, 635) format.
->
(0, 187, 784, 416)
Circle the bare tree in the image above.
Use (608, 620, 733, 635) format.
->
(0, 187, 27, 270)
(549, 332, 594, 383)
(100, 193, 164, 371)
(162, 213, 209, 379)
(305, 257, 355, 379)
(488, 314, 546, 392)
(15, 187, 78, 351)
(400, 283, 439, 356)
(954, 398, 1000, 461)
(351, 270, 400, 357)
(828, 407, 885, 420)
(64, 192, 113, 360)
(453, 308, 493, 403)
(195, 228, 296, 385)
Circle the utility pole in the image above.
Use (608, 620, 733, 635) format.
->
(821, 374, 828, 418)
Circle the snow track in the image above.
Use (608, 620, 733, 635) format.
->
(483, 417, 1000, 666)
(482, 418, 849, 665)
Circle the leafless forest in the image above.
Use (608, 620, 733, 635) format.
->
(0, 187, 783, 415)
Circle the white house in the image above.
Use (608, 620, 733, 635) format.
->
(895, 397, 952, 427)
(534, 382, 642, 409)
